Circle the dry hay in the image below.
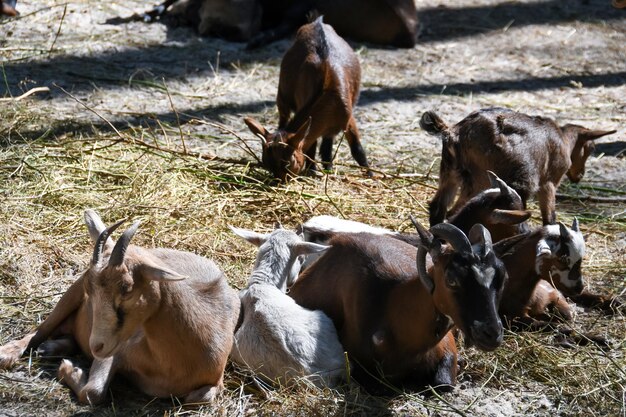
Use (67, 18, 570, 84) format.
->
(1, 0, 625, 416)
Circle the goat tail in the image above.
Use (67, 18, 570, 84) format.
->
(420, 111, 450, 138)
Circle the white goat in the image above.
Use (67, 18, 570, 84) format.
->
(0, 210, 240, 404)
(229, 225, 347, 386)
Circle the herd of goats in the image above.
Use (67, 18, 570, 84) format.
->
(0, 0, 623, 408)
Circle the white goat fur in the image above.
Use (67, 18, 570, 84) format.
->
(229, 226, 346, 386)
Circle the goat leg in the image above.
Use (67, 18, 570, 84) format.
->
(538, 182, 557, 225)
(184, 379, 224, 404)
(0, 332, 36, 369)
(320, 136, 334, 170)
(58, 356, 116, 405)
(570, 290, 625, 315)
(345, 117, 372, 177)
(554, 327, 612, 351)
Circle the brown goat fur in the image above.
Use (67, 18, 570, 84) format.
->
(1, 0, 17, 16)
(0, 211, 240, 404)
(422, 108, 616, 225)
(290, 223, 505, 388)
(244, 16, 371, 181)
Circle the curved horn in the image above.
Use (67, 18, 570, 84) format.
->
(571, 217, 579, 233)
(410, 215, 436, 294)
(468, 224, 493, 257)
(430, 223, 472, 254)
(486, 170, 508, 195)
(109, 220, 141, 267)
(91, 219, 125, 266)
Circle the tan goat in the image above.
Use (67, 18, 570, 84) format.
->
(0, 210, 239, 404)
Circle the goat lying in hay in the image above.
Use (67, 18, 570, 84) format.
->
(421, 107, 616, 225)
(0, 210, 240, 404)
(290, 219, 505, 389)
(230, 225, 346, 387)
(244, 16, 371, 181)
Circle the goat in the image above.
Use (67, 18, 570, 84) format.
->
(0, 210, 240, 404)
(290, 220, 506, 388)
(421, 108, 616, 225)
(229, 225, 346, 386)
(134, 0, 417, 47)
(244, 16, 371, 181)
(1, 0, 17, 16)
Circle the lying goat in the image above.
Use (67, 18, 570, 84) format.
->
(421, 108, 616, 225)
(290, 220, 505, 388)
(244, 16, 371, 181)
(0, 210, 239, 404)
(230, 225, 346, 386)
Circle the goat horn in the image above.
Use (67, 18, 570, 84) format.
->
(571, 217, 579, 233)
(92, 219, 125, 266)
(558, 222, 570, 242)
(430, 223, 472, 254)
(109, 220, 141, 267)
(486, 171, 507, 194)
(468, 224, 493, 257)
(409, 215, 436, 294)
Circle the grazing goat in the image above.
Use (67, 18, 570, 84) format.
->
(1, 0, 17, 16)
(290, 220, 506, 388)
(421, 108, 616, 225)
(229, 225, 346, 386)
(0, 210, 239, 404)
(244, 16, 371, 181)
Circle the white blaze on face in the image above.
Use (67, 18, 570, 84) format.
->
(472, 265, 495, 288)
(536, 225, 586, 289)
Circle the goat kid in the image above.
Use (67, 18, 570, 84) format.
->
(421, 108, 616, 225)
(229, 225, 346, 386)
(290, 220, 505, 388)
(0, 210, 239, 404)
(244, 16, 371, 181)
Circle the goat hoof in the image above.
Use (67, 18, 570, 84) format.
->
(58, 359, 83, 384)
(0, 341, 25, 369)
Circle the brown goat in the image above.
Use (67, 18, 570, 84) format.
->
(136, 0, 417, 47)
(422, 108, 616, 225)
(0, 211, 240, 404)
(290, 220, 506, 388)
(245, 16, 371, 181)
(1, 0, 17, 16)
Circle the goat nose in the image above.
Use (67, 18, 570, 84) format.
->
(91, 342, 104, 356)
(472, 320, 503, 347)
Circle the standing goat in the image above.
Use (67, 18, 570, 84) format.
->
(0, 210, 239, 404)
(421, 108, 616, 225)
(244, 16, 371, 181)
(290, 220, 506, 388)
(230, 225, 346, 386)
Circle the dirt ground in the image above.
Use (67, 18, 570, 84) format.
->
(0, 0, 625, 416)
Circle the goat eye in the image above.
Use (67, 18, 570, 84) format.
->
(560, 256, 569, 266)
(445, 275, 460, 289)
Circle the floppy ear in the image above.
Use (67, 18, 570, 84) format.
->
(139, 263, 187, 282)
(244, 117, 269, 146)
(293, 241, 330, 256)
(578, 128, 616, 142)
(490, 209, 531, 225)
(287, 117, 312, 149)
(229, 225, 267, 247)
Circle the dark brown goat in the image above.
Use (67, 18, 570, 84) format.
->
(422, 108, 616, 225)
(244, 16, 371, 181)
(1, 0, 17, 16)
(135, 0, 418, 47)
(290, 221, 506, 388)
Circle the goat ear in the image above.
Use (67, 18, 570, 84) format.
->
(244, 117, 269, 146)
(288, 117, 312, 149)
(229, 225, 267, 247)
(578, 128, 616, 142)
(84, 209, 110, 245)
(490, 209, 531, 225)
(293, 241, 329, 256)
(140, 263, 187, 282)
